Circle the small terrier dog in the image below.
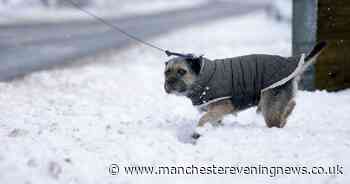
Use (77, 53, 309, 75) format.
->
(164, 42, 326, 138)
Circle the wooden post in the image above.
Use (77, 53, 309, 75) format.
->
(316, 0, 350, 91)
(293, 0, 350, 91)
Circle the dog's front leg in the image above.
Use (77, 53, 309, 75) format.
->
(197, 111, 225, 127)
(192, 100, 235, 139)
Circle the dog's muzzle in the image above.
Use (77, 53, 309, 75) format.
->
(164, 78, 186, 94)
(164, 83, 171, 93)
(164, 78, 176, 93)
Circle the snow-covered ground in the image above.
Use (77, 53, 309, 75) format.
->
(1, 10, 349, 184)
(0, 0, 205, 24)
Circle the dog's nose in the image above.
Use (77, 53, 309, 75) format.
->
(166, 78, 176, 85)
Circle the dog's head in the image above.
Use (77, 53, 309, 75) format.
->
(163, 56, 202, 95)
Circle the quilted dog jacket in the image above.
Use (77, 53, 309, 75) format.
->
(186, 54, 303, 110)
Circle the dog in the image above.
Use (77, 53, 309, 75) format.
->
(164, 42, 327, 139)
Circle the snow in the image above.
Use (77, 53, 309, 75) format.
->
(0, 0, 205, 24)
(1, 10, 350, 184)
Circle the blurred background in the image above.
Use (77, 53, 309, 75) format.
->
(0, 0, 348, 90)
(0, 0, 290, 22)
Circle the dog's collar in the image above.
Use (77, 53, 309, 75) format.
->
(186, 59, 217, 106)
(196, 58, 217, 86)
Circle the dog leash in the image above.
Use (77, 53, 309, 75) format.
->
(63, 0, 194, 59)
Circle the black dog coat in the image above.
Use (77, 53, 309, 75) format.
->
(186, 54, 304, 110)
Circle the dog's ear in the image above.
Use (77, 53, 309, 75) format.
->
(186, 56, 202, 75)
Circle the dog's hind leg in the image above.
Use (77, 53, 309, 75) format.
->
(279, 100, 296, 128)
(256, 101, 262, 114)
(260, 80, 295, 128)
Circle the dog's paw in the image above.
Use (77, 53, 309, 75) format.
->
(191, 124, 214, 140)
(191, 132, 201, 139)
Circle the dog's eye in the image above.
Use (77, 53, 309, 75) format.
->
(165, 69, 171, 76)
(177, 69, 187, 76)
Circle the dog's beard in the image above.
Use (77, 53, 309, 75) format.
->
(172, 90, 187, 96)
(164, 81, 188, 96)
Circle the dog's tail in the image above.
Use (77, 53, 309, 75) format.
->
(297, 41, 327, 75)
(261, 41, 327, 92)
